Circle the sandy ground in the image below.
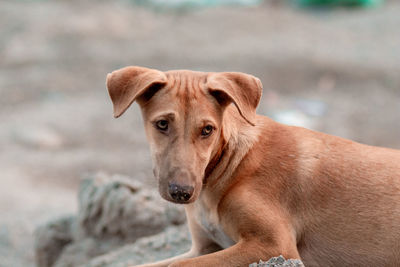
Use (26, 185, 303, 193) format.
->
(0, 0, 399, 265)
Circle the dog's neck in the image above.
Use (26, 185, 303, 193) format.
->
(202, 107, 263, 201)
(203, 138, 227, 185)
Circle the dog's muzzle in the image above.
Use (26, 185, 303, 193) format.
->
(168, 183, 194, 203)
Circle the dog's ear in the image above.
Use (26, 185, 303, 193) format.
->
(106, 66, 167, 118)
(207, 72, 262, 126)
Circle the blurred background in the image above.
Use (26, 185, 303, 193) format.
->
(0, 0, 399, 265)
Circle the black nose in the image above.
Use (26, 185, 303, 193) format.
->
(168, 183, 194, 202)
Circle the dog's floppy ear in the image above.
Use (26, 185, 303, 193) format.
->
(106, 66, 167, 118)
(207, 72, 262, 126)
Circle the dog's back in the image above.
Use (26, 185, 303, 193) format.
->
(249, 117, 400, 266)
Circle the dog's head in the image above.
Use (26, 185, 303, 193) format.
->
(106, 66, 262, 204)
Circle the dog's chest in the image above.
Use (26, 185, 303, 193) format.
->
(193, 203, 235, 249)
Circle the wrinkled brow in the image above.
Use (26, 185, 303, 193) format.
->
(150, 112, 176, 122)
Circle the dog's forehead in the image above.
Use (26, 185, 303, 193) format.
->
(163, 70, 208, 96)
(165, 69, 207, 80)
(142, 70, 221, 119)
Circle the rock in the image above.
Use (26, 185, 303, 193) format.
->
(84, 225, 191, 267)
(0, 222, 35, 267)
(35, 173, 186, 267)
(54, 237, 121, 267)
(34, 215, 75, 267)
(77, 173, 186, 242)
(249, 255, 305, 267)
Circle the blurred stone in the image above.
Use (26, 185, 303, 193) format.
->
(77, 173, 186, 242)
(249, 255, 305, 267)
(84, 225, 191, 267)
(0, 223, 32, 267)
(35, 173, 186, 267)
(54, 237, 120, 267)
(34, 215, 75, 267)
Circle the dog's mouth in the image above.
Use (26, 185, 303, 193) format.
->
(162, 190, 198, 204)
(166, 195, 196, 204)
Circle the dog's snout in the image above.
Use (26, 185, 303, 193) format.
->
(168, 183, 194, 203)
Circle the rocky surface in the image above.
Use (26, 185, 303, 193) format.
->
(77, 173, 185, 241)
(85, 225, 191, 267)
(34, 216, 75, 267)
(34, 173, 186, 267)
(250, 256, 305, 267)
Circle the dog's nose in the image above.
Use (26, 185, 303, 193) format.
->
(168, 183, 194, 202)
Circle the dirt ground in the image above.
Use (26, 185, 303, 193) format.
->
(0, 0, 399, 265)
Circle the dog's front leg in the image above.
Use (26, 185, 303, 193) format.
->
(168, 239, 300, 267)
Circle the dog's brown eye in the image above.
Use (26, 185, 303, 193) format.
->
(201, 125, 213, 137)
(156, 120, 168, 131)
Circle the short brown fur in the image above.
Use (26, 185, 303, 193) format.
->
(107, 66, 400, 267)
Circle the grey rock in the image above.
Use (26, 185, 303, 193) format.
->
(85, 225, 191, 267)
(0, 222, 35, 267)
(54, 237, 121, 267)
(36, 173, 186, 267)
(77, 173, 185, 242)
(249, 256, 305, 267)
(34, 215, 75, 267)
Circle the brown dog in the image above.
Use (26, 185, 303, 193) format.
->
(106, 66, 400, 267)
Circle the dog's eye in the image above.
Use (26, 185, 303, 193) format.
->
(155, 120, 168, 131)
(201, 125, 214, 137)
